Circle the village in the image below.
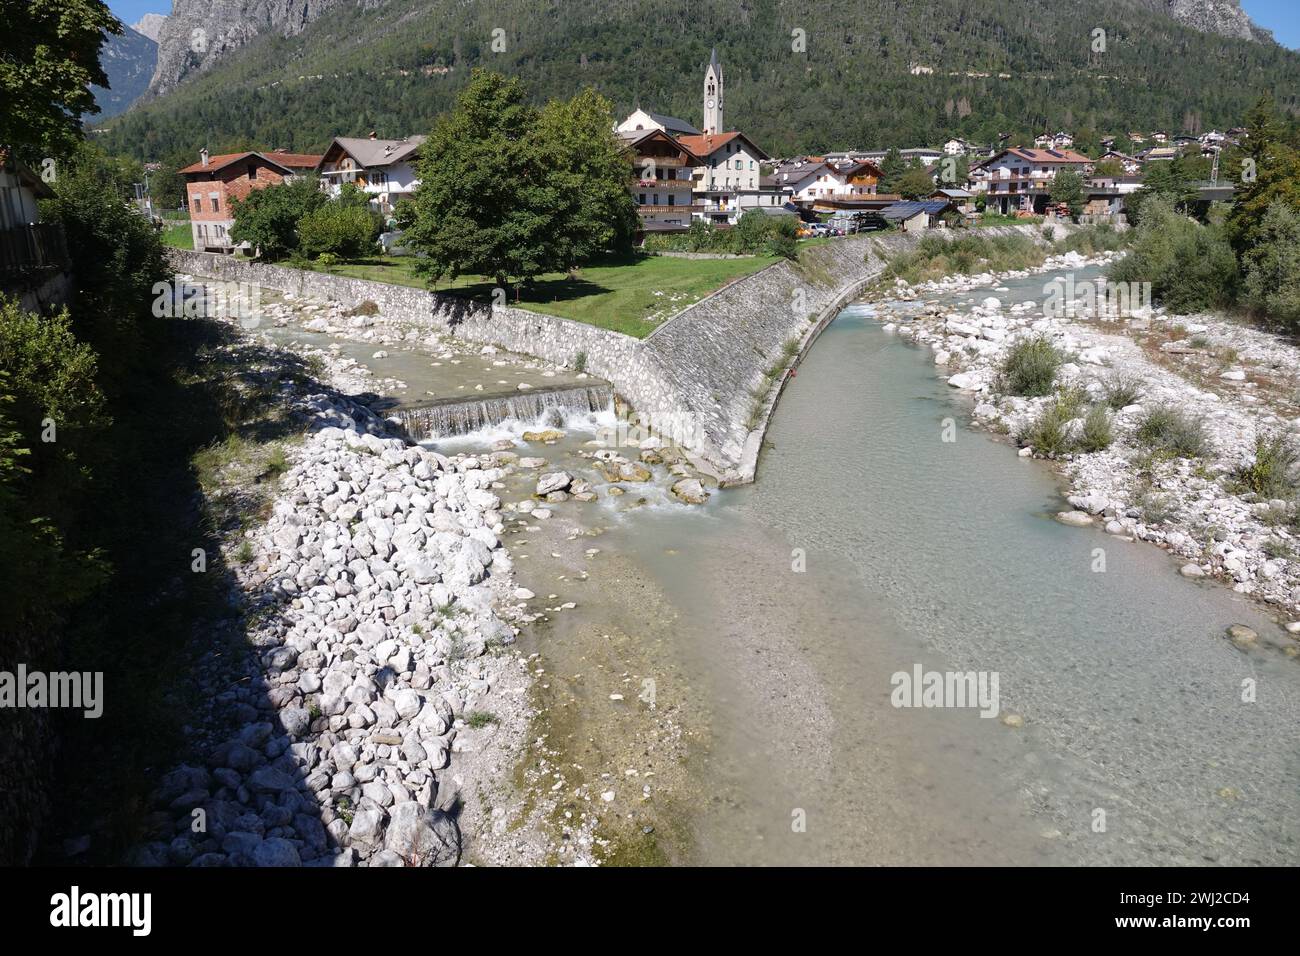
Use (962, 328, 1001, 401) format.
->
(127, 49, 1244, 257)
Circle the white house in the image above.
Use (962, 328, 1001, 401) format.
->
(976, 147, 1093, 214)
(316, 134, 426, 215)
(771, 159, 849, 203)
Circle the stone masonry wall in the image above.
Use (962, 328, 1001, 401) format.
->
(169, 225, 1050, 483)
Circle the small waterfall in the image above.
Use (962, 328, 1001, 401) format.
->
(394, 384, 614, 440)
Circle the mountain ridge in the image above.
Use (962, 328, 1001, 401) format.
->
(101, 0, 1300, 161)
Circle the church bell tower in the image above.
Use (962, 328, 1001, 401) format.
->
(703, 48, 723, 135)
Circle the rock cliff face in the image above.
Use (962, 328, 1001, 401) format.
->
(132, 13, 169, 43)
(89, 25, 158, 119)
(1136, 0, 1272, 42)
(147, 0, 349, 97)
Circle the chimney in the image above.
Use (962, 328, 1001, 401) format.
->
(200, 147, 209, 167)
(369, 131, 377, 140)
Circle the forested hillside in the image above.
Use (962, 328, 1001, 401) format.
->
(99, 0, 1300, 160)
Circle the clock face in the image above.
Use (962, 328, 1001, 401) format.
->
(707, 99, 715, 109)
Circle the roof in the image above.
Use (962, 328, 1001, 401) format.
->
(986, 147, 1092, 166)
(642, 111, 701, 136)
(932, 187, 973, 199)
(179, 150, 322, 175)
(880, 200, 953, 220)
(622, 128, 706, 165)
(321, 136, 426, 170)
(677, 130, 770, 161)
(4, 160, 55, 199)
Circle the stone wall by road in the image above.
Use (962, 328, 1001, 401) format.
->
(170, 225, 1050, 483)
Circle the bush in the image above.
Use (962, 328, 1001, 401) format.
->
(41, 145, 169, 318)
(1077, 404, 1114, 452)
(1054, 224, 1128, 256)
(995, 335, 1065, 397)
(1101, 372, 1143, 409)
(883, 233, 1045, 284)
(1134, 404, 1211, 458)
(1240, 201, 1300, 329)
(1108, 198, 1238, 313)
(229, 177, 327, 260)
(1021, 397, 1074, 457)
(1230, 431, 1299, 498)
(298, 201, 380, 261)
(1136, 487, 1178, 525)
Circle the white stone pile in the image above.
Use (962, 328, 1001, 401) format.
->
(132, 395, 520, 867)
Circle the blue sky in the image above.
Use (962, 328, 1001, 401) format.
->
(109, 0, 1297, 48)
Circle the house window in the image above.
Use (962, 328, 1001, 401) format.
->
(668, 194, 675, 206)
(211, 196, 220, 212)
(192, 196, 201, 213)
(248, 165, 257, 181)
(638, 194, 646, 205)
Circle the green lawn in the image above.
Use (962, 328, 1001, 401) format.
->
(304, 253, 778, 337)
(162, 222, 193, 250)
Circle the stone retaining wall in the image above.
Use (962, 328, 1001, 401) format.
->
(169, 224, 1050, 483)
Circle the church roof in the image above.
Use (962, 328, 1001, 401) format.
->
(710, 47, 720, 69)
(643, 110, 700, 136)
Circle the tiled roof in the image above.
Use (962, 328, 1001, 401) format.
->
(179, 150, 322, 175)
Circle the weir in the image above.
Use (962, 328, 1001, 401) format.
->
(390, 383, 614, 440)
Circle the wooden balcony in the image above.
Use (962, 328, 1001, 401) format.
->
(634, 178, 694, 190)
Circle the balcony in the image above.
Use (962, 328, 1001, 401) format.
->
(638, 204, 703, 213)
(634, 178, 694, 190)
(0, 223, 70, 278)
(636, 155, 689, 168)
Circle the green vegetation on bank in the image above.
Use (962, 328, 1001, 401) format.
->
(302, 251, 776, 337)
(643, 212, 798, 259)
(880, 232, 1048, 285)
(1111, 98, 1300, 327)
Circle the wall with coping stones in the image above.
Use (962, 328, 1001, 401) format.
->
(169, 224, 1052, 483)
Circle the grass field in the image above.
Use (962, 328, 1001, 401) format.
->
(304, 252, 778, 337)
(162, 222, 193, 250)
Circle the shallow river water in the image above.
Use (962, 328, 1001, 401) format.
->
(493, 268, 1299, 865)
(272, 268, 1300, 865)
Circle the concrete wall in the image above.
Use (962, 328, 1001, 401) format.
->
(169, 224, 1050, 483)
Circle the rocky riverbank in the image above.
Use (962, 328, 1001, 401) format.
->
(875, 253, 1300, 651)
(127, 277, 723, 867)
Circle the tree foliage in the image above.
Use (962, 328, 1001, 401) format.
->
(402, 69, 635, 287)
(1241, 201, 1300, 328)
(229, 177, 328, 260)
(94, 0, 1300, 165)
(1109, 198, 1238, 313)
(0, 0, 120, 162)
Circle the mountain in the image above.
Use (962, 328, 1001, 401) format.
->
(132, 13, 169, 43)
(147, 0, 350, 98)
(89, 25, 158, 120)
(100, 0, 1300, 162)
(1144, 0, 1273, 42)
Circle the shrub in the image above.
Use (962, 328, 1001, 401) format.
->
(1107, 198, 1238, 313)
(1055, 224, 1128, 256)
(1101, 372, 1143, 409)
(1134, 404, 1210, 458)
(1077, 404, 1114, 452)
(229, 177, 327, 260)
(1230, 431, 1299, 498)
(298, 201, 379, 261)
(1136, 488, 1178, 525)
(1021, 397, 1074, 457)
(996, 336, 1065, 397)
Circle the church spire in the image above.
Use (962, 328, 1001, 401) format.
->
(703, 49, 723, 135)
